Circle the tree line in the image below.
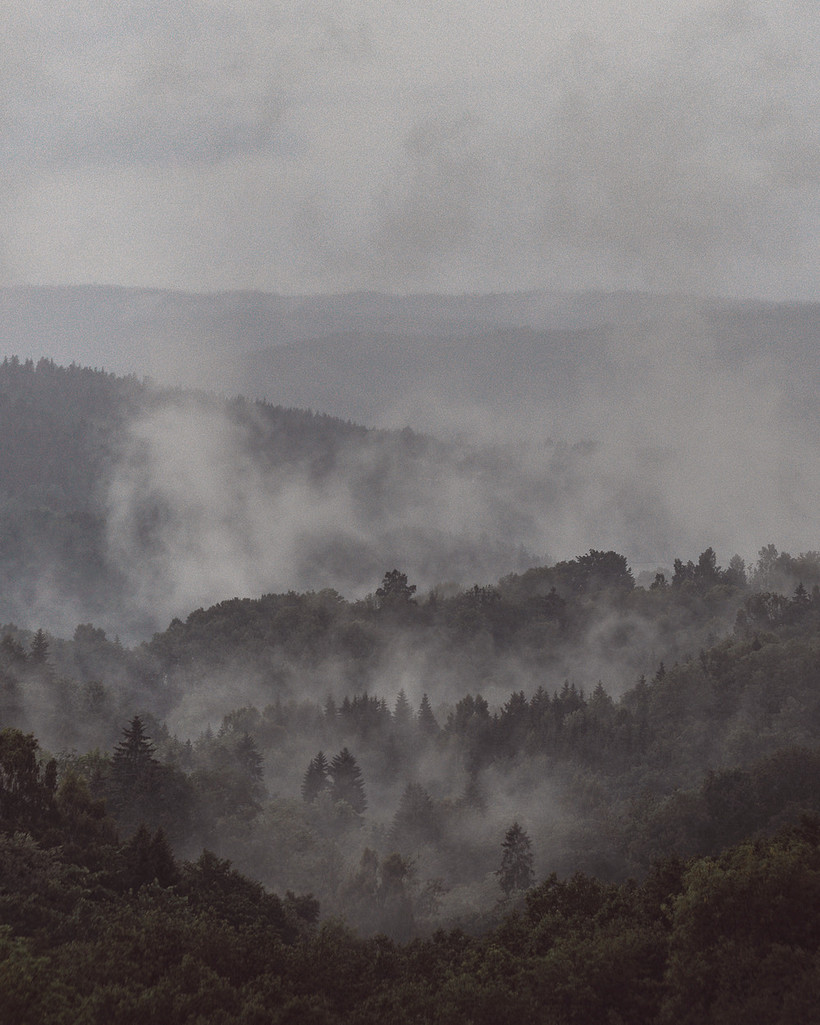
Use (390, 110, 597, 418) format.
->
(1, 722, 818, 1023)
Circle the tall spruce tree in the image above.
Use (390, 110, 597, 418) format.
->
(111, 716, 157, 793)
(417, 693, 439, 736)
(29, 629, 50, 666)
(329, 748, 367, 813)
(108, 716, 159, 831)
(393, 690, 414, 733)
(496, 821, 534, 897)
(301, 751, 330, 803)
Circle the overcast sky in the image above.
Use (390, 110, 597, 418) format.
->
(2, 0, 818, 298)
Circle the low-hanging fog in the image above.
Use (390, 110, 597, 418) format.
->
(2, 306, 819, 939)
(90, 292, 819, 635)
(3, 0, 820, 951)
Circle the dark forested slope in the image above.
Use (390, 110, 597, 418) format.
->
(1, 722, 819, 1024)
(0, 358, 545, 637)
(3, 550, 820, 937)
(1, 352, 820, 1021)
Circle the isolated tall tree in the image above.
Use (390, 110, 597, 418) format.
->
(111, 716, 156, 783)
(28, 629, 50, 666)
(329, 747, 367, 813)
(376, 570, 417, 609)
(301, 751, 330, 803)
(393, 690, 414, 734)
(496, 821, 534, 897)
(108, 716, 159, 825)
(108, 716, 194, 838)
(417, 693, 439, 736)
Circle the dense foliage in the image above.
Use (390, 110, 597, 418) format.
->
(1, 723, 819, 1023)
(3, 552, 820, 931)
(2, 360, 819, 1019)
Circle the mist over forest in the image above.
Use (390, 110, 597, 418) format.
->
(3, 287, 820, 629)
(4, 0, 820, 1014)
(2, 293, 820, 1021)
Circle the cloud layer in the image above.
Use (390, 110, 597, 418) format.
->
(2, 0, 819, 297)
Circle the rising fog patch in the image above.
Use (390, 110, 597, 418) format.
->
(4, 539, 820, 948)
(102, 390, 581, 626)
(5, 298, 820, 641)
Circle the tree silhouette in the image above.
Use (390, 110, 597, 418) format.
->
(389, 782, 440, 850)
(329, 748, 367, 813)
(107, 716, 161, 833)
(0, 728, 57, 828)
(301, 751, 330, 803)
(392, 690, 414, 733)
(29, 629, 50, 666)
(417, 693, 439, 736)
(376, 570, 417, 608)
(110, 716, 157, 796)
(496, 821, 534, 897)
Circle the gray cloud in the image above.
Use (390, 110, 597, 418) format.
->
(0, 0, 817, 296)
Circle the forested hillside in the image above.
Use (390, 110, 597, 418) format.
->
(3, 548, 820, 931)
(2, 741, 820, 1024)
(0, 358, 544, 636)
(1, 358, 819, 1021)
(2, 562, 820, 1021)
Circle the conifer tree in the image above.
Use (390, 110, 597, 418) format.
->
(123, 824, 179, 889)
(417, 693, 439, 736)
(301, 751, 330, 803)
(393, 690, 414, 733)
(111, 716, 157, 794)
(389, 782, 440, 849)
(29, 629, 50, 666)
(496, 821, 534, 897)
(108, 716, 160, 830)
(329, 747, 367, 813)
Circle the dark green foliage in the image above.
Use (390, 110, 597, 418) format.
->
(4, 521, 820, 1014)
(111, 716, 157, 786)
(496, 822, 534, 896)
(329, 748, 367, 813)
(123, 824, 179, 889)
(302, 751, 331, 803)
(2, 719, 820, 1022)
(0, 728, 56, 830)
(106, 715, 159, 832)
(104, 717, 195, 841)
(660, 819, 820, 1024)
(375, 569, 417, 607)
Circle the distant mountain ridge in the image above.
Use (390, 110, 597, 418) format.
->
(1, 289, 819, 640)
(4, 285, 819, 433)
(0, 359, 545, 639)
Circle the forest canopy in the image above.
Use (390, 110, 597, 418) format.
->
(1, 360, 819, 1022)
